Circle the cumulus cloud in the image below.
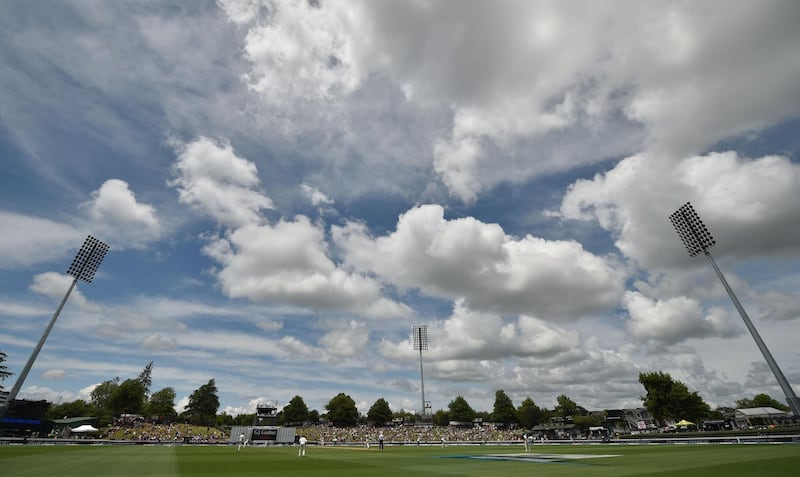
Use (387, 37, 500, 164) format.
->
(83, 179, 162, 248)
(557, 152, 800, 269)
(334, 204, 625, 320)
(204, 218, 409, 317)
(278, 335, 317, 360)
(170, 136, 273, 228)
(319, 320, 369, 360)
(18, 385, 78, 404)
(232, 0, 362, 103)
(623, 291, 741, 346)
(220, 1, 800, 203)
(170, 136, 410, 318)
(389, 300, 580, 362)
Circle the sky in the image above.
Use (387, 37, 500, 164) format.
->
(1, 0, 800, 419)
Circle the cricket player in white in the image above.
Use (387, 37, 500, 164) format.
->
(298, 436, 308, 457)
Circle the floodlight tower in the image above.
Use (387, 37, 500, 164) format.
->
(669, 202, 800, 416)
(412, 325, 430, 419)
(0, 236, 109, 421)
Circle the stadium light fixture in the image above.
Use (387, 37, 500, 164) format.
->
(669, 202, 800, 417)
(412, 325, 430, 419)
(0, 236, 109, 421)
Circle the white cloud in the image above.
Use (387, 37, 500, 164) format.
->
(204, 218, 409, 317)
(432, 136, 482, 203)
(41, 369, 66, 379)
(0, 301, 51, 318)
(170, 136, 409, 317)
(278, 336, 317, 360)
(221, 1, 800, 203)
(139, 333, 179, 351)
(557, 152, 800, 269)
(29, 272, 98, 312)
(334, 204, 625, 320)
(83, 179, 162, 248)
(319, 320, 369, 359)
(222, 397, 273, 417)
(0, 211, 84, 269)
(0, 180, 159, 270)
(232, 0, 362, 103)
(299, 183, 334, 207)
(175, 395, 190, 413)
(431, 301, 580, 361)
(78, 384, 97, 401)
(623, 291, 741, 346)
(18, 385, 78, 404)
(170, 136, 273, 228)
(4, 0, 799, 417)
(255, 320, 284, 332)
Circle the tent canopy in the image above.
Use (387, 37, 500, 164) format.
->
(71, 424, 99, 433)
(675, 419, 695, 426)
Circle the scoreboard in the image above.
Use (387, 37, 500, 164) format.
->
(250, 427, 278, 441)
(230, 425, 295, 444)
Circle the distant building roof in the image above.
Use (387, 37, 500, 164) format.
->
(52, 417, 98, 425)
(735, 407, 789, 417)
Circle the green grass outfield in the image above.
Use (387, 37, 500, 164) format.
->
(1, 443, 798, 476)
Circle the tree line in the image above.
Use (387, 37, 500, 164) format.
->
(0, 355, 790, 429)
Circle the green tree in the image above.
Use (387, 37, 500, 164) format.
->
(108, 378, 146, 416)
(573, 414, 603, 432)
(432, 409, 450, 426)
(447, 396, 476, 423)
(308, 409, 320, 423)
(554, 394, 579, 421)
(711, 406, 736, 419)
(736, 393, 790, 412)
(0, 350, 12, 389)
(146, 387, 177, 422)
(639, 371, 710, 425)
(137, 361, 154, 398)
(325, 393, 358, 426)
(491, 390, 517, 426)
(393, 410, 416, 425)
(185, 379, 220, 425)
(234, 413, 255, 425)
(367, 398, 393, 425)
(639, 372, 674, 425)
(216, 412, 235, 427)
(517, 397, 544, 429)
(46, 399, 97, 421)
(281, 395, 310, 425)
(90, 377, 119, 411)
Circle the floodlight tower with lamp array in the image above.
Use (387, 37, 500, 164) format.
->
(669, 202, 800, 417)
(0, 236, 110, 421)
(412, 325, 431, 419)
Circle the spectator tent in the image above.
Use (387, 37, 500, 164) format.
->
(734, 407, 790, 428)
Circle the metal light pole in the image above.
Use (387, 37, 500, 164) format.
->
(412, 325, 429, 420)
(669, 202, 800, 416)
(0, 235, 109, 421)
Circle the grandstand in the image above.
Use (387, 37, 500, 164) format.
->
(0, 396, 52, 437)
(228, 402, 297, 444)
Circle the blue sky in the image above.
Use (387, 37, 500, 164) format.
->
(2, 0, 800, 417)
